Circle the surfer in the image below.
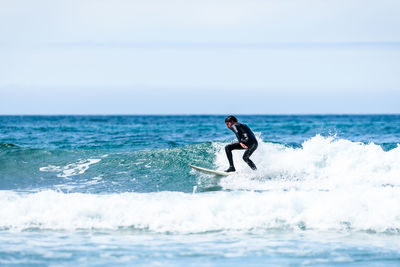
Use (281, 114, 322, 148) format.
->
(224, 115, 258, 172)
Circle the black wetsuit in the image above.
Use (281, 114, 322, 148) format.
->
(225, 122, 258, 170)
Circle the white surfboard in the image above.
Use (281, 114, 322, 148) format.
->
(189, 164, 231, 176)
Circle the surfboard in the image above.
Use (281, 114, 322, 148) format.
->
(189, 164, 231, 176)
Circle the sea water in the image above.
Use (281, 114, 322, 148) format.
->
(1, 115, 400, 266)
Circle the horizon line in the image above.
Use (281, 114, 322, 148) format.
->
(1, 113, 399, 116)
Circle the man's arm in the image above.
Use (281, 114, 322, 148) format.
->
(232, 124, 249, 147)
(231, 124, 241, 141)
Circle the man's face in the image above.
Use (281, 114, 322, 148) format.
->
(225, 121, 234, 129)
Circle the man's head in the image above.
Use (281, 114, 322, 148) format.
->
(225, 115, 238, 129)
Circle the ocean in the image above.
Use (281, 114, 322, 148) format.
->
(1, 115, 400, 266)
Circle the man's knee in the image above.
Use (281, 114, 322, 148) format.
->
(225, 145, 231, 152)
(226, 143, 238, 151)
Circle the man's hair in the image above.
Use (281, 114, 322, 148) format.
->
(225, 115, 238, 123)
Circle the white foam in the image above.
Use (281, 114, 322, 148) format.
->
(1, 189, 400, 233)
(214, 135, 400, 191)
(39, 165, 61, 172)
(40, 158, 101, 178)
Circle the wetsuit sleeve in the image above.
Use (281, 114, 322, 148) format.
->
(231, 124, 249, 144)
(231, 124, 241, 142)
(240, 125, 252, 144)
(240, 131, 249, 144)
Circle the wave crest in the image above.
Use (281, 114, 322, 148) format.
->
(214, 135, 400, 191)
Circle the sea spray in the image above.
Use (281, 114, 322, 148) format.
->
(215, 135, 400, 191)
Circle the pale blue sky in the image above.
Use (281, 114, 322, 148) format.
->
(1, 0, 399, 114)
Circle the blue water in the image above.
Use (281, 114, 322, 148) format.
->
(1, 115, 400, 266)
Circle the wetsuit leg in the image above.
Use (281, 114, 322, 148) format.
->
(225, 142, 244, 168)
(242, 142, 258, 170)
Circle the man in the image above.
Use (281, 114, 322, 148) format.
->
(224, 115, 258, 172)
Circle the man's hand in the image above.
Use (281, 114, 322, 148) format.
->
(240, 142, 248, 149)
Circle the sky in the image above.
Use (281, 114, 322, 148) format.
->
(1, 0, 399, 114)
